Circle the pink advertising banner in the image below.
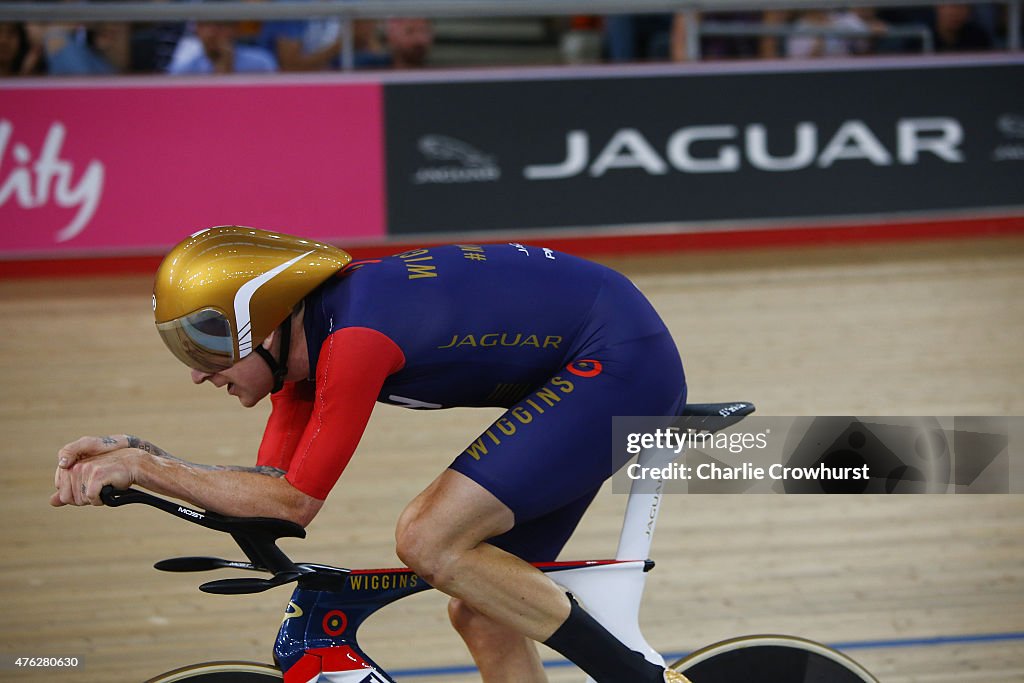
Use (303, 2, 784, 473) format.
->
(0, 77, 385, 257)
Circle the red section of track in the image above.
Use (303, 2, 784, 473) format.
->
(3, 214, 1023, 280)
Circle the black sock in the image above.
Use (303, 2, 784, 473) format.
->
(543, 593, 664, 683)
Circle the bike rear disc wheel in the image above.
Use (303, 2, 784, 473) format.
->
(671, 634, 877, 683)
(145, 661, 282, 682)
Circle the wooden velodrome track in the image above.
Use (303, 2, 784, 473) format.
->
(1, 234, 1022, 682)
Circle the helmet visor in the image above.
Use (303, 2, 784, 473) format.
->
(156, 308, 235, 373)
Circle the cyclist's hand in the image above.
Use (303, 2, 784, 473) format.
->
(51, 435, 137, 507)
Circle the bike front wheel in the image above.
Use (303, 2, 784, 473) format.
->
(671, 634, 878, 683)
(145, 661, 282, 683)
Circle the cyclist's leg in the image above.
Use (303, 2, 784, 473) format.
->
(446, 490, 600, 682)
(396, 468, 565, 641)
(400, 471, 669, 683)
(396, 332, 685, 682)
(448, 597, 547, 683)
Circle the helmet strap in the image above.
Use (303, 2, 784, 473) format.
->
(254, 316, 291, 394)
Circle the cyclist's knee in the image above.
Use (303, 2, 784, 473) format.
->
(395, 480, 508, 584)
(395, 513, 451, 584)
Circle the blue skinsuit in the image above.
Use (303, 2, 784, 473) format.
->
(302, 243, 686, 560)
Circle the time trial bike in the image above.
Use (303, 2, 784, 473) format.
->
(98, 401, 879, 683)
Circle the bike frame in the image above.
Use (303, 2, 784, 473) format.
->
(273, 427, 705, 683)
(274, 558, 655, 683)
(104, 402, 756, 683)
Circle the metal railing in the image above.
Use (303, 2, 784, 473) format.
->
(0, 0, 1019, 68)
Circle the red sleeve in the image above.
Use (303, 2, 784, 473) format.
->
(284, 327, 406, 500)
(257, 380, 316, 472)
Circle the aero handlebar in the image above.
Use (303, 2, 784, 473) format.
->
(100, 486, 310, 594)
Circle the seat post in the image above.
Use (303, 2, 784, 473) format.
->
(614, 402, 755, 561)
(615, 444, 680, 561)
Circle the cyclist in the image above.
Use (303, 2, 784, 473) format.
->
(52, 226, 689, 683)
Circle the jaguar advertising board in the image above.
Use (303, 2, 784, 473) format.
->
(4, 58, 1022, 262)
(384, 58, 1024, 235)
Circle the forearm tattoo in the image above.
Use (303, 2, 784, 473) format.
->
(127, 434, 173, 459)
(125, 435, 285, 478)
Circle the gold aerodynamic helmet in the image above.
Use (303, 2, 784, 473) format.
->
(153, 226, 351, 376)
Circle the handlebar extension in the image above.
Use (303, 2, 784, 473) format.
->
(100, 486, 308, 594)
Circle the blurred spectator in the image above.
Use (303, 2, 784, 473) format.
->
(385, 18, 433, 69)
(786, 8, 884, 58)
(0, 22, 46, 76)
(260, 9, 389, 71)
(605, 14, 672, 62)
(259, 0, 341, 71)
(169, 20, 277, 73)
(352, 20, 390, 67)
(91, 22, 133, 71)
(167, 28, 204, 73)
(963, 3, 1000, 45)
(560, 15, 603, 64)
(35, 21, 132, 75)
(235, 10, 264, 47)
(757, 10, 793, 59)
(874, 7, 931, 52)
(131, 20, 187, 73)
(671, 11, 769, 61)
(933, 3, 993, 51)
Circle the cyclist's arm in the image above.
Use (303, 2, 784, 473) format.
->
(279, 327, 405, 500)
(52, 328, 405, 526)
(137, 442, 324, 524)
(257, 379, 316, 471)
(51, 434, 322, 524)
